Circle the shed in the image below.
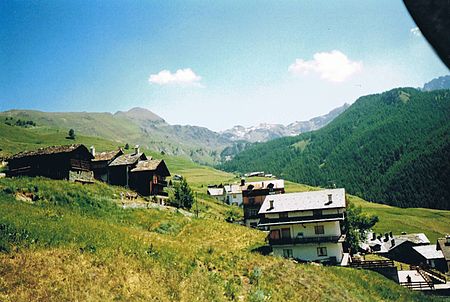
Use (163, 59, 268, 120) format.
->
(129, 159, 170, 196)
(7, 144, 94, 182)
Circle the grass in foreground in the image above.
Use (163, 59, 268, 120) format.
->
(0, 177, 441, 302)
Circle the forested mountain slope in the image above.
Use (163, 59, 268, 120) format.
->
(221, 88, 450, 210)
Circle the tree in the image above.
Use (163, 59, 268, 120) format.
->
(67, 129, 76, 140)
(344, 202, 379, 252)
(171, 178, 194, 209)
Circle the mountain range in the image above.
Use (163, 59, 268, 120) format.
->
(220, 103, 349, 143)
(0, 103, 347, 165)
(221, 86, 450, 210)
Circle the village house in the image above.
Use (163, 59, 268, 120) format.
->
(90, 146, 123, 182)
(412, 244, 447, 272)
(243, 179, 285, 227)
(107, 145, 147, 187)
(207, 186, 226, 202)
(128, 159, 170, 199)
(6, 144, 94, 183)
(437, 235, 450, 273)
(361, 232, 431, 264)
(224, 184, 243, 206)
(258, 188, 346, 264)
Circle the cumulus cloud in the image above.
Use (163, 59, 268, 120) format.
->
(288, 50, 362, 82)
(410, 27, 422, 37)
(149, 68, 202, 86)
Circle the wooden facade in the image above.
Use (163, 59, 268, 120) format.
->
(7, 144, 94, 182)
(91, 149, 123, 182)
(107, 152, 147, 187)
(129, 160, 170, 196)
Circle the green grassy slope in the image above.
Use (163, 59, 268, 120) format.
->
(0, 109, 229, 165)
(0, 177, 443, 302)
(221, 88, 450, 210)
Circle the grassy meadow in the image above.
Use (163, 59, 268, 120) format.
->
(1, 123, 449, 301)
(0, 177, 443, 302)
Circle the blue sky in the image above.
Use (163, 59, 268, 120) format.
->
(1, 1, 448, 131)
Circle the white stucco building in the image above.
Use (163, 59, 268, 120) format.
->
(258, 188, 347, 264)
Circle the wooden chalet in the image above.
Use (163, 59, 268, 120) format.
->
(90, 146, 123, 182)
(6, 144, 94, 182)
(107, 147, 147, 187)
(129, 159, 170, 197)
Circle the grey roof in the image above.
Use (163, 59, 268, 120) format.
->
(92, 149, 123, 162)
(259, 188, 346, 214)
(130, 159, 161, 172)
(413, 245, 444, 259)
(10, 144, 91, 160)
(109, 152, 147, 166)
(207, 188, 224, 196)
(129, 159, 170, 176)
(363, 232, 430, 253)
(224, 184, 242, 194)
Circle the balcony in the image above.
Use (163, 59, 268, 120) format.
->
(269, 234, 345, 245)
(259, 213, 345, 226)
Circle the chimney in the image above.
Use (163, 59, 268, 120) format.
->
(372, 232, 376, 241)
(389, 231, 393, 238)
(446, 235, 450, 245)
(134, 145, 140, 155)
(241, 179, 245, 186)
(90, 146, 95, 157)
(391, 239, 395, 247)
(328, 194, 333, 203)
(384, 233, 389, 242)
(268, 200, 274, 210)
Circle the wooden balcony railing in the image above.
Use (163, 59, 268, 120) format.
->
(259, 213, 345, 225)
(269, 235, 345, 245)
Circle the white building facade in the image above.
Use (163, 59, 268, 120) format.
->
(258, 188, 347, 264)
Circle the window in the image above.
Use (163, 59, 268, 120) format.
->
(249, 197, 255, 204)
(232, 193, 236, 198)
(281, 228, 291, 239)
(279, 212, 288, 218)
(283, 249, 293, 258)
(317, 247, 327, 256)
(270, 229, 280, 240)
(296, 232, 304, 238)
(314, 225, 324, 234)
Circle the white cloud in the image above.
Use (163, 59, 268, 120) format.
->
(288, 50, 362, 82)
(410, 27, 422, 37)
(149, 68, 202, 86)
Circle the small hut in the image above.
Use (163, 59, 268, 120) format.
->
(129, 159, 170, 196)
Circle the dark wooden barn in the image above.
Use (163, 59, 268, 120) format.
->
(90, 147, 123, 182)
(7, 144, 94, 182)
(107, 151, 147, 187)
(129, 159, 170, 196)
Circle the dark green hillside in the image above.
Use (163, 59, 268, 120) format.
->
(221, 88, 450, 209)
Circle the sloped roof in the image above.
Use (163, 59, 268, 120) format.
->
(259, 188, 345, 214)
(437, 238, 450, 260)
(109, 152, 147, 166)
(364, 232, 430, 253)
(92, 149, 123, 162)
(413, 245, 444, 259)
(242, 179, 284, 191)
(10, 144, 92, 160)
(224, 184, 242, 194)
(130, 159, 170, 176)
(208, 188, 224, 196)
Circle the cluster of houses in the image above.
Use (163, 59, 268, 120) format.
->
(208, 179, 450, 280)
(6, 144, 170, 200)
